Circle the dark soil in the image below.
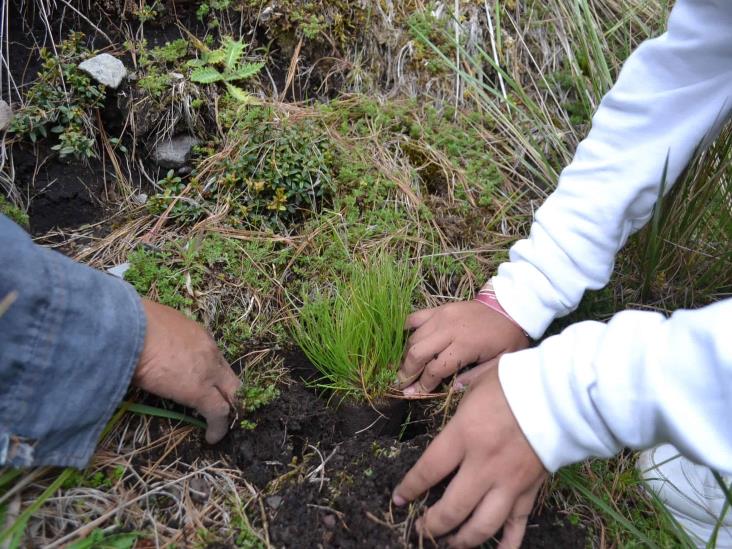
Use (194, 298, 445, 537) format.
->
(6, 1, 135, 237)
(11, 143, 112, 235)
(208, 353, 588, 548)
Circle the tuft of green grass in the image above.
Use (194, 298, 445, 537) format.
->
(634, 120, 732, 308)
(557, 459, 696, 548)
(292, 253, 418, 403)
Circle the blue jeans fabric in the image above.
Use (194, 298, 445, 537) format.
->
(0, 214, 145, 468)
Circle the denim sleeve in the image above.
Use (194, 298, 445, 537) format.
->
(0, 214, 146, 468)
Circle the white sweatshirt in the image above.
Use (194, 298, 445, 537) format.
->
(493, 0, 732, 475)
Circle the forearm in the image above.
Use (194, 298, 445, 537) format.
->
(0, 214, 145, 468)
(493, 0, 732, 339)
(499, 298, 732, 475)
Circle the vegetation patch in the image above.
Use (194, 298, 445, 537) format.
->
(6, 1, 727, 547)
(9, 32, 104, 160)
(292, 253, 418, 403)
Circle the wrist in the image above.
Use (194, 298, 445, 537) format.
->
(475, 282, 529, 338)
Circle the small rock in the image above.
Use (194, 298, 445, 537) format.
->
(132, 193, 148, 205)
(107, 262, 131, 279)
(78, 53, 128, 89)
(153, 135, 200, 169)
(266, 495, 283, 510)
(188, 477, 210, 503)
(0, 100, 13, 131)
(321, 514, 337, 529)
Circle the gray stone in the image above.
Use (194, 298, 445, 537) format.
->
(188, 477, 210, 503)
(266, 495, 283, 510)
(78, 53, 128, 89)
(153, 135, 200, 169)
(321, 514, 337, 529)
(0, 100, 13, 131)
(107, 262, 131, 279)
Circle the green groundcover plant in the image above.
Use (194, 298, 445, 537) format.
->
(292, 253, 418, 403)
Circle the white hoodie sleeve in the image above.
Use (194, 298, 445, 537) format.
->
(492, 0, 732, 475)
(492, 0, 732, 340)
(499, 299, 732, 475)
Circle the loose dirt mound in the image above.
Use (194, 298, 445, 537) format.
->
(206, 353, 588, 548)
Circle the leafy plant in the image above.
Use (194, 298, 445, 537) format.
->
(236, 383, 280, 430)
(201, 106, 335, 225)
(292, 253, 418, 403)
(188, 37, 263, 102)
(147, 169, 209, 224)
(9, 32, 104, 160)
(132, 0, 161, 23)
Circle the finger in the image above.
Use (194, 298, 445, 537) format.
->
(214, 355, 242, 403)
(412, 343, 463, 394)
(196, 388, 232, 444)
(497, 489, 537, 549)
(400, 332, 452, 385)
(405, 308, 437, 330)
(418, 459, 491, 538)
(406, 318, 438, 348)
(454, 358, 499, 390)
(448, 489, 513, 549)
(393, 426, 463, 505)
(396, 321, 440, 388)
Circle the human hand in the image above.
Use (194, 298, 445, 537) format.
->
(397, 301, 529, 395)
(393, 365, 547, 548)
(133, 299, 241, 443)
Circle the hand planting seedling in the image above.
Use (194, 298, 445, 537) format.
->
(292, 253, 418, 405)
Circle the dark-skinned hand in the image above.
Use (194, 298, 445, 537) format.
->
(133, 299, 241, 443)
(393, 365, 547, 548)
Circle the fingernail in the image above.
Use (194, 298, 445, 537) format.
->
(392, 493, 406, 506)
(403, 385, 416, 396)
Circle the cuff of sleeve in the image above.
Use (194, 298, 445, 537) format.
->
(40, 249, 146, 468)
(491, 271, 557, 340)
(1, 242, 146, 468)
(498, 326, 621, 473)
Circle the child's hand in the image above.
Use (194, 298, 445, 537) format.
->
(397, 301, 529, 395)
(393, 366, 547, 548)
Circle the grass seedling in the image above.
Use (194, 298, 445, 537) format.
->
(292, 253, 418, 404)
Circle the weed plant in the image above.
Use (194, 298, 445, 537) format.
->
(292, 254, 418, 403)
(188, 37, 263, 102)
(9, 32, 104, 160)
(195, 106, 335, 226)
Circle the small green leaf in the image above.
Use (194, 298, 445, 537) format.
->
(190, 66, 224, 84)
(67, 530, 140, 549)
(225, 62, 264, 82)
(124, 401, 207, 429)
(221, 36, 247, 71)
(225, 83, 252, 103)
(206, 48, 227, 65)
